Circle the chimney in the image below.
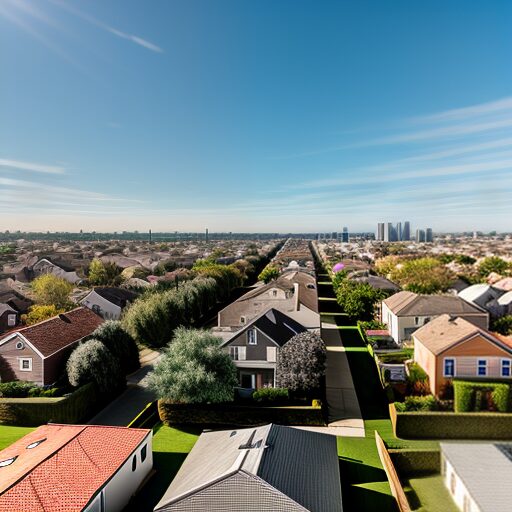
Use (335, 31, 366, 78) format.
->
(293, 282, 300, 311)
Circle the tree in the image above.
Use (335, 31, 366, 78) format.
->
(392, 258, 454, 294)
(336, 280, 384, 321)
(88, 258, 123, 286)
(67, 339, 124, 393)
(146, 328, 237, 403)
(22, 304, 65, 325)
(276, 331, 326, 394)
(491, 315, 512, 336)
(478, 257, 510, 278)
(31, 274, 72, 309)
(90, 321, 140, 374)
(258, 265, 280, 284)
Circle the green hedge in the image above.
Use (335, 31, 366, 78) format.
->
(252, 387, 289, 404)
(389, 450, 440, 476)
(0, 383, 98, 427)
(158, 400, 325, 426)
(390, 403, 512, 440)
(454, 379, 511, 412)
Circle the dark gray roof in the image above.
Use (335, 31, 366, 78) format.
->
(222, 308, 307, 348)
(92, 287, 138, 307)
(441, 443, 512, 512)
(350, 274, 401, 292)
(154, 424, 342, 512)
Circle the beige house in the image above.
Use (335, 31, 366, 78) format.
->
(413, 314, 512, 395)
(381, 291, 489, 344)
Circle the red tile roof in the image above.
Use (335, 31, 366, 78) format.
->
(0, 424, 150, 512)
(9, 307, 103, 357)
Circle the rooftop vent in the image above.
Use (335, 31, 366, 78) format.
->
(58, 314, 71, 323)
(238, 430, 262, 450)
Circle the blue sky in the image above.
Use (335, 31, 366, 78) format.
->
(1, 0, 511, 233)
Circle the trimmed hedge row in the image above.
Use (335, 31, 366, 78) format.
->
(158, 400, 325, 426)
(454, 379, 511, 412)
(390, 403, 512, 440)
(389, 449, 440, 476)
(0, 383, 98, 427)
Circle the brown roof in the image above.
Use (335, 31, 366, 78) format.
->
(383, 291, 486, 317)
(413, 314, 511, 355)
(0, 424, 150, 511)
(8, 307, 103, 357)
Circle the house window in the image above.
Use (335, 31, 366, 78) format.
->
(247, 329, 257, 345)
(132, 455, 137, 472)
(92, 304, 101, 315)
(271, 290, 278, 297)
(415, 317, 420, 325)
(229, 346, 246, 361)
(501, 359, 511, 378)
(15, 341, 24, 350)
(240, 316, 246, 325)
(19, 358, 32, 371)
(477, 359, 487, 376)
(7, 314, 16, 326)
(450, 473, 456, 494)
(424, 317, 431, 324)
(26, 439, 46, 450)
(266, 347, 277, 363)
(140, 444, 147, 463)
(444, 359, 455, 377)
(0, 456, 17, 468)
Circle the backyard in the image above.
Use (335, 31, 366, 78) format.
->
(0, 425, 35, 450)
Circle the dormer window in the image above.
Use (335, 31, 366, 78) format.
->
(0, 456, 17, 468)
(26, 439, 46, 450)
(247, 329, 257, 345)
(271, 290, 278, 297)
(16, 341, 25, 350)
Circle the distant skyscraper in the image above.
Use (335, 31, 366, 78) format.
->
(205, 228, 209, 242)
(332, 232, 338, 241)
(342, 227, 349, 243)
(425, 228, 433, 243)
(416, 229, 426, 243)
(403, 221, 411, 241)
(377, 222, 385, 241)
(397, 222, 402, 241)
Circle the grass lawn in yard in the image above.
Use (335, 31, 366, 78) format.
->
(126, 424, 201, 512)
(403, 474, 458, 512)
(0, 425, 35, 450)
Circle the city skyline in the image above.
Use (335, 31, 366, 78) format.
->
(1, 0, 512, 232)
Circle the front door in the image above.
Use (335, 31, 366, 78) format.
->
(241, 373, 256, 389)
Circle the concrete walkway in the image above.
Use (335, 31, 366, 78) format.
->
(321, 315, 365, 437)
(89, 349, 161, 427)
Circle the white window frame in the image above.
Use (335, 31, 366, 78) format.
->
(7, 314, 16, 326)
(19, 358, 32, 372)
(501, 359, 511, 378)
(229, 346, 246, 361)
(247, 329, 257, 346)
(443, 358, 455, 378)
(477, 359, 487, 377)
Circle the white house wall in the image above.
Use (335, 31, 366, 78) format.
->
(81, 291, 122, 320)
(442, 456, 480, 512)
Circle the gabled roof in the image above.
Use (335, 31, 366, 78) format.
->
(383, 291, 486, 316)
(458, 284, 503, 303)
(87, 287, 138, 307)
(0, 424, 150, 512)
(222, 308, 306, 348)
(154, 424, 342, 512)
(0, 307, 103, 357)
(0, 304, 16, 316)
(412, 314, 511, 355)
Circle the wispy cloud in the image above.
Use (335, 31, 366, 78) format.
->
(49, 0, 163, 53)
(0, 158, 65, 174)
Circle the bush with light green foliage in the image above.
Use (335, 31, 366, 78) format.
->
(252, 387, 289, 404)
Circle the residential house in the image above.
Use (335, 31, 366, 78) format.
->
(0, 423, 152, 512)
(31, 257, 82, 284)
(80, 287, 138, 320)
(154, 423, 342, 512)
(381, 291, 489, 344)
(458, 284, 512, 318)
(413, 314, 512, 395)
(0, 304, 18, 333)
(441, 442, 512, 512)
(348, 270, 401, 294)
(220, 308, 306, 389)
(218, 270, 319, 330)
(0, 307, 103, 385)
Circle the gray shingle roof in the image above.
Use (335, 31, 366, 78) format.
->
(441, 443, 512, 512)
(154, 424, 342, 512)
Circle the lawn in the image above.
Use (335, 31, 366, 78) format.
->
(126, 424, 200, 511)
(0, 425, 35, 450)
(403, 474, 458, 512)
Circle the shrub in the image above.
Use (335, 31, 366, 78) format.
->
(407, 363, 430, 395)
(277, 331, 326, 394)
(90, 321, 140, 375)
(0, 381, 35, 398)
(67, 339, 124, 393)
(454, 380, 511, 412)
(21, 304, 65, 326)
(439, 381, 454, 400)
(147, 328, 238, 404)
(395, 395, 438, 412)
(31, 274, 73, 309)
(252, 387, 289, 404)
(335, 280, 384, 321)
(258, 265, 280, 283)
(491, 315, 512, 336)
